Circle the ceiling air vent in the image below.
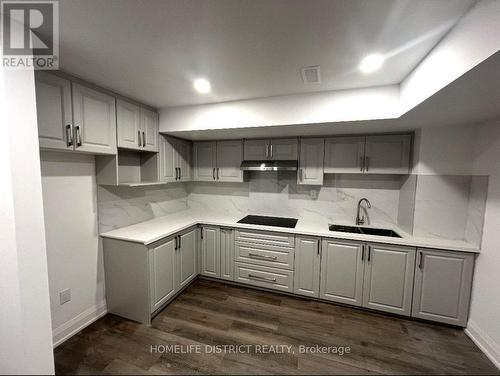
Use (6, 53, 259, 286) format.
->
(301, 65, 321, 84)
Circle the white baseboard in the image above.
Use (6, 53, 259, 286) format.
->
(465, 320, 500, 370)
(52, 301, 107, 348)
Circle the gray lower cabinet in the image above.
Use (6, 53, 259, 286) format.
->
(320, 239, 365, 306)
(412, 248, 474, 327)
(103, 226, 197, 325)
(177, 228, 198, 289)
(200, 226, 221, 278)
(362, 243, 415, 316)
(294, 237, 321, 298)
(220, 228, 235, 281)
(320, 239, 415, 316)
(150, 238, 176, 312)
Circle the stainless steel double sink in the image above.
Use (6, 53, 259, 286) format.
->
(329, 224, 401, 238)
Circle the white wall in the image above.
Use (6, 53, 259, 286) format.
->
(466, 119, 500, 368)
(40, 152, 107, 346)
(0, 41, 54, 373)
(160, 85, 400, 132)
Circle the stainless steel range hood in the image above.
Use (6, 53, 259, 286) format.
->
(240, 160, 298, 171)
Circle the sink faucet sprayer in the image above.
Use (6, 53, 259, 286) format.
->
(356, 198, 371, 225)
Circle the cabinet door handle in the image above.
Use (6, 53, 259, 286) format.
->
(66, 124, 73, 147)
(138, 131, 141, 147)
(176, 167, 179, 180)
(270, 144, 273, 158)
(360, 156, 364, 172)
(200, 228, 204, 239)
(299, 168, 303, 182)
(418, 252, 423, 269)
(361, 245, 365, 261)
(179, 167, 182, 180)
(216, 167, 219, 180)
(367, 246, 371, 262)
(179, 235, 181, 249)
(174, 235, 178, 250)
(248, 274, 276, 283)
(213, 167, 216, 180)
(265, 144, 269, 159)
(75, 125, 82, 147)
(317, 240, 320, 255)
(142, 131, 146, 147)
(248, 253, 277, 261)
(365, 156, 369, 172)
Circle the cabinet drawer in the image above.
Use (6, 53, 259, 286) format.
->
(235, 229, 295, 247)
(235, 242, 294, 270)
(234, 262, 294, 292)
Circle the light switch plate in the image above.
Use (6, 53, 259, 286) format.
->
(59, 288, 71, 305)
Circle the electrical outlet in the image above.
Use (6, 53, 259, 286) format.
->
(59, 288, 71, 305)
(310, 189, 318, 199)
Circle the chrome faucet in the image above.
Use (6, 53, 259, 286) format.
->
(356, 198, 371, 225)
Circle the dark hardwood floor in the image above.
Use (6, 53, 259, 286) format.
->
(54, 278, 499, 375)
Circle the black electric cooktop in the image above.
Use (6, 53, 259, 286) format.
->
(237, 215, 298, 229)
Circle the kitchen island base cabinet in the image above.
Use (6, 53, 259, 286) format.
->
(362, 244, 415, 316)
(103, 226, 198, 325)
(320, 240, 364, 306)
(294, 237, 320, 298)
(412, 249, 474, 327)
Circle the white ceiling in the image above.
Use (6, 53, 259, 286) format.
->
(58, 0, 475, 108)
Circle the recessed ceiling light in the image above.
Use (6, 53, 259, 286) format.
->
(193, 78, 211, 94)
(359, 54, 384, 74)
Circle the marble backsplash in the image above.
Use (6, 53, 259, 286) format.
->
(97, 184, 188, 233)
(187, 172, 404, 228)
(412, 175, 488, 246)
(96, 172, 488, 248)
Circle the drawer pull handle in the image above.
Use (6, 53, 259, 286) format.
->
(248, 274, 277, 283)
(248, 253, 277, 261)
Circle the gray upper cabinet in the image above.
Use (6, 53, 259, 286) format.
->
(244, 138, 298, 160)
(216, 140, 243, 182)
(412, 249, 474, 327)
(72, 83, 117, 154)
(141, 108, 159, 152)
(117, 101, 158, 152)
(244, 139, 268, 160)
(160, 136, 191, 183)
(200, 226, 221, 278)
(298, 137, 324, 185)
(150, 238, 176, 312)
(270, 138, 298, 160)
(362, 244, 416, 316)
(193, 140, 243, 182)
(220, 228, 235, 281)
(294, 237, 320, 298)
(35, 72, 73, 151)
(193, 141, 217, 181)
(323, 134, 412, 175)
(117, 100, 141, 150)
(364, 134, 411, 174)
(324, 136, 365, 174)
(320, 239, 365, 306)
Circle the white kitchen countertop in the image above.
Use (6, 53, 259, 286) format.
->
(100, 209, 480, 253)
